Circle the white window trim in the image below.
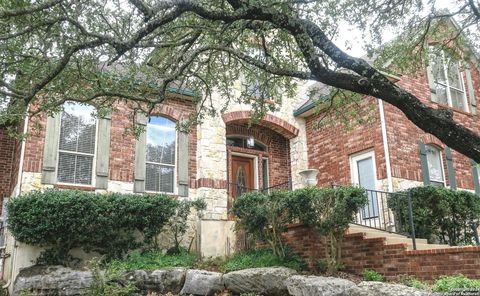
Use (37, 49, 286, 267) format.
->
(231, 151, 259, 190)
(433, 50, 469, 112)
(144, 118, 178, 195)
(262, 157, 270, 192)
(425, 144, 447, 186)
(56, 113, 98, 187)
(349, 149, 378, 190)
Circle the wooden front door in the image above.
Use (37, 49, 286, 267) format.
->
(231, 155, 255, 198)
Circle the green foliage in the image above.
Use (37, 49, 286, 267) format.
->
(166, 199, 206, 255)
(108, 250, 197, 271)
(389, 186, 480, 245)
(222, 249, 305, 273)
(231, 191, 293, 259)
(7, 189, 178, 264)
(87, 260, 138, 296)
(433, 274, 480, 292)
(398, 275, 428, 290)
(362, 269, 385, 282)
(292, 186, 368, 273)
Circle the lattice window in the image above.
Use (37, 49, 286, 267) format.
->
(57, 102, 97, 185)
(145, 116, 176, 193)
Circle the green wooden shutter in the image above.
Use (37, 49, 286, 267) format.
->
(465, 67, 477, 115)
(472, 159, 480, 195)
(177, 129, 189, 197)
(95, 114, 111, 189)
(445, 147, 456, 190)
(134, 113, 147, 193)
(426, 62, 438, 103)
(418, 140, 430, 185)
(42, 114, 61, 184)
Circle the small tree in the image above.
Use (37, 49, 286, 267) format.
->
(292, 186, 367, 273)
(231, 191, 292, 259)
(165, 199, 206, 254)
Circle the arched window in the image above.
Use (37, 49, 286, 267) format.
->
(426, 145, 445, 186)
(57, 101, 97, 185)
(145, 116, 176, 193)
(226, 136, 267, 151)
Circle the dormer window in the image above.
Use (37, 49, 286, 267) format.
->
(429, 49, 469, 112)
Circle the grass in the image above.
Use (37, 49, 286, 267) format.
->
(221, 249, 306, 273)
(108, 250, 197, 271)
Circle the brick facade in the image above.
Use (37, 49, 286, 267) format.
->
(283, 224, 480, 281)
(304, 62, 480, 190)
(0, 129, 16, 200)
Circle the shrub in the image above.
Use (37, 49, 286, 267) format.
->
(222, 248, 305, 273)
(108, 250, 197, 271)
(433, 274, 480, 292)
(362, 269, 385, 282)
(231, 191, 293, 259)
(292, 186, 367, 273)
(7, 189, 178, 264)
(398, 275, 428, 290)
(87, 260, 138, 296)
(389, 186, 480, 245)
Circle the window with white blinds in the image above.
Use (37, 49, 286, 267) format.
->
(57, 102, 97, 185)
(145, 116, 176, 193)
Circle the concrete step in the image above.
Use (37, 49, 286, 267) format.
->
(348, 223, 450, 251)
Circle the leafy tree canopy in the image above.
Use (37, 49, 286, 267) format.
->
(1, 0, 480, 160)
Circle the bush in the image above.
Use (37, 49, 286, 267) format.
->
(108, 250, 197, 271)
(222, 248, 305, 273)
(398, 275, 428, 290)
(389, 186, 480, 245)
(7, 189, 178, 264)
(433, 274, 480, 292)
(292, 186, 367, 273)
(362, 269, 385, 282)
(231, 191, 293, 259)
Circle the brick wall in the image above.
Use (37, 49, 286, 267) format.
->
(0, 129, 16, 200)
(22, 97, 198, 187)
(383, 64, 480, 190)
(283, 224, 480, 281)
(305, 97, 386, 187)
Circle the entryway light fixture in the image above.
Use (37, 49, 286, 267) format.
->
(299, 169, 319, 186)
(246, 136, 255, 148)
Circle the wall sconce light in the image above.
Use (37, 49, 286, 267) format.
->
(246, 136, 255, 148)
(299, 169, 319, 187)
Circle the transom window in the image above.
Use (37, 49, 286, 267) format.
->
(430, 49, 469, 112)
(57, 101, 97, 185)
(145, 116, 176, 193)
(426, 145, 445, 186)
(226, 136, 267, 151)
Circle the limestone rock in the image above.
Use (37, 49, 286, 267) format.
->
(223, 267, 297, 296)
(123, 268, 186, 294)
(13, 265, 93, 296)
(354, 281, 431, 296)
(180, 269, 224, 296)
(286, 275, 359, 296)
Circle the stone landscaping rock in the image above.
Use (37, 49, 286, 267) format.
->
(123, 268, 186, 294)
(13, 265, 93, 296)
(353, 281, 431, 296)
(179, 269, 224, 296)
(286, 275, 359, 296)
(223, 267, 297, 296)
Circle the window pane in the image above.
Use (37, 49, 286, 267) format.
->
(426, 145, 444, 183)
(446, 61, 463, 90)
(435, 84, 449, 105)
(59, 102, 96, 154)
(75, 155, 93, 184)
(357, 157, 378, 218)
(431, 54, 446, 83)
(145, 163, 174, 193)
(57, 152, 93, 185)
(57, 153, 76, 183)
(450, 89, 466, 111)
(146, 116, 176, 165)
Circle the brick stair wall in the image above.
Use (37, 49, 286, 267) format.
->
(282, 224, 480, 281)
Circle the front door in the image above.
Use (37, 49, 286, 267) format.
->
(231, 155, 255, 199)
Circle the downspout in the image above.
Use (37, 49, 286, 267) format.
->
(378, 99, 393, 192)
(6, 114, 29, 291)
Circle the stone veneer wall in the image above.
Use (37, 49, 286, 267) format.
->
(283, 224, 480, 281)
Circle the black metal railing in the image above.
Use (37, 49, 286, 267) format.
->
(352, 188, 417, 250)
